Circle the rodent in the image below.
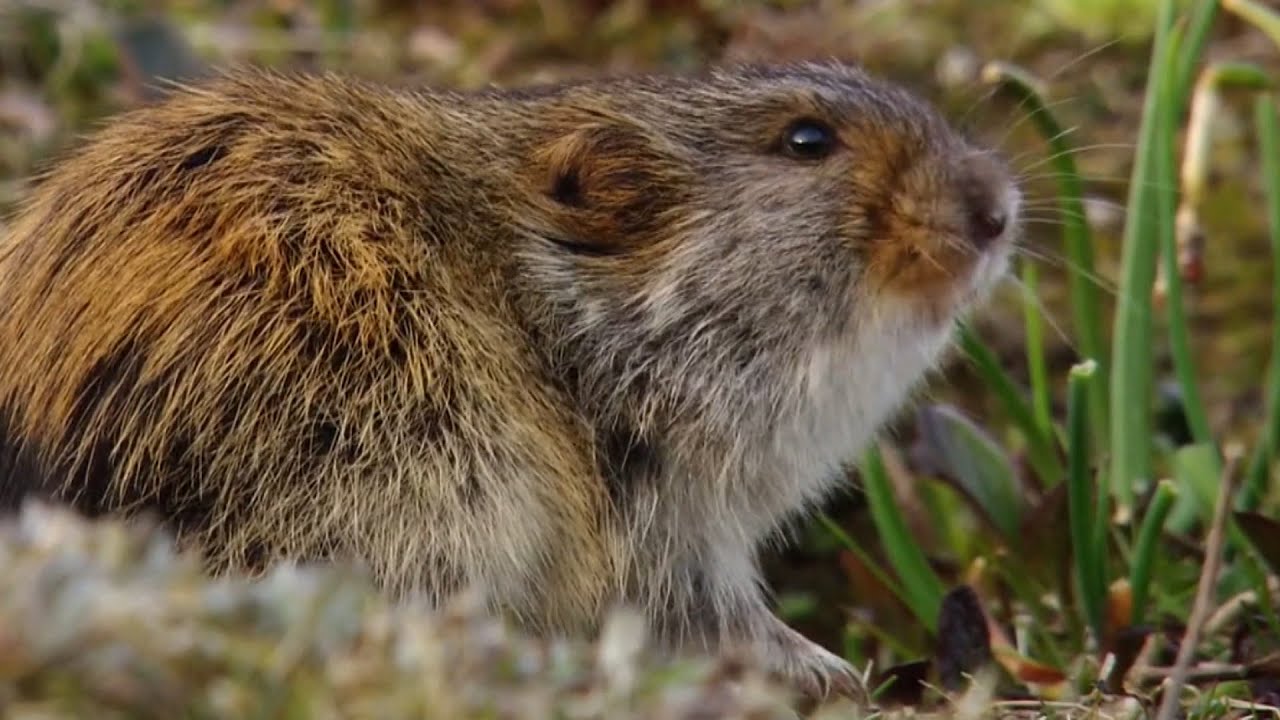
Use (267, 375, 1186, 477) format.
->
(0, 61, 1019, 703)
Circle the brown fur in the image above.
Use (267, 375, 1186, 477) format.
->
(0, 62, 1019, 703)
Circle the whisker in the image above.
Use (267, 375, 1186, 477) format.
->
(1018, 202, 1113, 218)
(917, 244, 956, 278)
(1040, 255, 1189, 330)
(1020, 195, 1156, 213)
(1002, 273, 1083, 357)
(1016, 218, 1112, 235)
(1017, 177, 1179, 198)
(1019, 219, 1073, 229)
(1044, 37, 1126, 82)
(1013, 121, 1085, 163)
(1017, 174, 1144, 188)
(1016, 143, 1141, 174)
(1007, 128, 1143, 174)
(957, 84, 1005, 131)
(961, 39, 1127, 168)
(992, 96, 1086, 155)
(1018, 200, 1100, 211)
(1013, 245, 1119, 297)
(1019, 213, 1091, 226)
(1019, 197, 1173, 228)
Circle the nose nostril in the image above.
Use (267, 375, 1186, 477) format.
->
(970, 209, 1007, 247)
(960, 148, 1014, 248)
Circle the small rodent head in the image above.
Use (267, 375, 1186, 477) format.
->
(509, 61, 1019, 440)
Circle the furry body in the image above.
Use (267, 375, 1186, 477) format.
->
(0, 63, 1018, 700)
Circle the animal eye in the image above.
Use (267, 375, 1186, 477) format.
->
(781, 119, 836, 159)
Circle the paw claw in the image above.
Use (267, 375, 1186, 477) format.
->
(757, 622, 867, 708)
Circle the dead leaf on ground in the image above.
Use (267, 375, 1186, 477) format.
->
(1235, 512, 1280, 575)
(872, 659, 932, 709)
(1103, 625, 1154, 693)
(936, 584, 995, 692)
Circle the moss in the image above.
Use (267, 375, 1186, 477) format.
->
(0, 501, 823, 720)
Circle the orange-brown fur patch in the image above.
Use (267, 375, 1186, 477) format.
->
(523, 112, 694, 253)
(0, 69, 619, 635)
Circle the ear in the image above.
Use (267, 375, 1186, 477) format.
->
(526, 118, 690, 254)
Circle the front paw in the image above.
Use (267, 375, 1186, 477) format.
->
(758, 619, 866, 709)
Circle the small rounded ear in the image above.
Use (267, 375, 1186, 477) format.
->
(526, 119, 690, 254)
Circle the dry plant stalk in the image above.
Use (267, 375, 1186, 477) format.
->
(1154, 446, 1243, 720)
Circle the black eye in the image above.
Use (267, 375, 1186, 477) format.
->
(782, 119, 836, 159)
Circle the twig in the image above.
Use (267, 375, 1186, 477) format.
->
(1137, 656, 1280, 685)
(1154, 445, 1244, 720)
(1204, 585, 1277, 637)
(1223, 697, 1280, 718)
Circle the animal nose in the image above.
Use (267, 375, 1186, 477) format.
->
(969, 207, 1007, 247)
(960, 152, 1012, 249)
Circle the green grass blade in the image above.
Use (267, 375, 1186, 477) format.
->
(1022, 259, 1053, 439)
(1171, 0, 1220, 110)
(860, 444, 946, 634)
(814, 513, 913, 611)
(1167, 442, 1225, 533)
(1242, 93, 1280, 511)
(917, 405, 1026, 538)
(1066, 359, 1106, 644)
(1109, 0, 1185, 521)
(1224, 0, 1280, 50)
(1128, 479, 1178, 626)
(983, 61, 1109, 453)
(957, 323, 1063, 486)
(1162, 71, 1216, 454)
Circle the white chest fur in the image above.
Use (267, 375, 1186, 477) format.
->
(766, 309, 954, 528)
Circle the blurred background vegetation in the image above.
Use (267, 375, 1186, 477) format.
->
(2, 0, 1279, 715)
